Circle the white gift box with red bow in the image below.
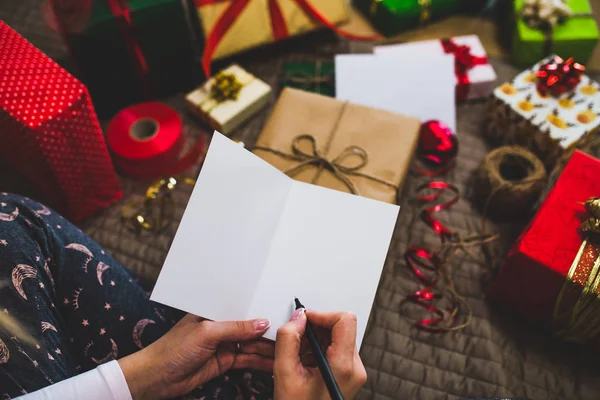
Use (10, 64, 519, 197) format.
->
(374, 35, 497, 102)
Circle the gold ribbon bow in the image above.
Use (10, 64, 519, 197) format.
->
(199, 69, 253, 114)
(553, 197, 600, 343)
(254, 134, 397, 196)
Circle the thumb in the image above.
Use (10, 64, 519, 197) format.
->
(201, 318, 271, 345)
(274, 308, 306, 376)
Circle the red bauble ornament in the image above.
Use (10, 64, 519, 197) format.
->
(418, 120, 459, 167)
(536, 56, 585, 97)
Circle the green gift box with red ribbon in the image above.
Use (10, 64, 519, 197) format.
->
(49, 0, 203, 117)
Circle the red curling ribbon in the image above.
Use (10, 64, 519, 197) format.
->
(107, 102, 206, 180)
(196, 0, 381, 77)
(440, 38, 489, 101)
(403, 181, 460, 332)
(416, 181, 459, 242)
(536, 56, 585, 97)
(404, 246, 441, 286)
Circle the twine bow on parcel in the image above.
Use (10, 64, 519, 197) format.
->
(254, 134, 398, 197)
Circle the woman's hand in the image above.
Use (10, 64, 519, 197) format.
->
(274, 309, 367, 400)
(119, 314, 273, 399)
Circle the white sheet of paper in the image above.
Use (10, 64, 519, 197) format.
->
(335, 54, 457, 132)
(151, 132, 399, 346)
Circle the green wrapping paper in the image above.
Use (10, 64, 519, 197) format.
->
(282, 61, 335, 97)
(58, 0, 202, 117)
(511, 0, 599, 67)
(353, 0, 463, 37)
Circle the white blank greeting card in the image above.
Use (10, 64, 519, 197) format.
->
(151, 132, 399, 347)
(335, 54, 457, 132)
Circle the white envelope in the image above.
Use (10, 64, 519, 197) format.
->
(335, 53, 456, 132)
(151, 132, 399, 346)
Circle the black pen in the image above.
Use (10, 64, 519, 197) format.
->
(294, 297, 344, 400)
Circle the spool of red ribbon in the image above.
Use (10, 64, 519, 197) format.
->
(107, 102, 205, 179)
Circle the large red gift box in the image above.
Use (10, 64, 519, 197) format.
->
(490, 150, 600, 346)
(0, 22, 121, 222)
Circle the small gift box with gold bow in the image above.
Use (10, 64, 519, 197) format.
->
(512, 0, 599, 67)
(485, 55, 600, 168)
(375, 35, 497, 101)
(490, 150, 600, 350)
(185, 64, 272, 135)
(252, 88, 421, 204)
(353, 0, 463, 36)
(283, 60, 335, 97)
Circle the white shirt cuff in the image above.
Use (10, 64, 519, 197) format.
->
(18, 360, 133, 400)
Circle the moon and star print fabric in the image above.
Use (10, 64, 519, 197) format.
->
(0, 193, 273, 400)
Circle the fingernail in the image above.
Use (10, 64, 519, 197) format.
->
(253, 319, 270, 331)
(291, 308, 305, 321)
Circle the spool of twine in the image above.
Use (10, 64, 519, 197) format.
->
(473, 146, 547, 220)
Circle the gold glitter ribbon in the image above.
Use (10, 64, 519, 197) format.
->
(199, 70, 253, 114)
(253, 103, 398, 196)
(553, 197, 600, 343)
(121, 176, 196, 233)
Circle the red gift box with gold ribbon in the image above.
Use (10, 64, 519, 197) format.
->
(490, 150, 600, 347)
(0, 22, 122, 222)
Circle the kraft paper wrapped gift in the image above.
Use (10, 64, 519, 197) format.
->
(186, 64, 272, 135)
(196, 0, 349, 60)
(253, 88, 421, 204)
(374, 35, 497, 101)
(485, 56, 600, 168)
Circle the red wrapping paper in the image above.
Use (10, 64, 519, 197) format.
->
(490, 150, 600, 346)
(0, 22, 121, 222)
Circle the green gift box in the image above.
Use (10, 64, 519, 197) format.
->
(54, 0, 202, 117)
(283, 61, 335, 97)
(511, 0, 599, 67)
(353, 0, 463, 37)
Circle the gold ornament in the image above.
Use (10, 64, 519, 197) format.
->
(500, 82, 517, 95)
(547, 111, 567, 128)
(577, 109, 597, 124)
(524, 72, 538, 83)
(558, 97, 576, 109)
(581, 84, 597, 96)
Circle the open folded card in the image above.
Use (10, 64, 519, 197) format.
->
(151, 132, 399, 346)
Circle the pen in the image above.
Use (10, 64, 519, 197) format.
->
(294, 297, 344, 400)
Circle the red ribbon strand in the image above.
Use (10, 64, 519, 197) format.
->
(403, 181, 461, 332)
(440, 38, 488, 101)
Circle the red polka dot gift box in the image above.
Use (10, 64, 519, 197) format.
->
(0, 22, 121, 222)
